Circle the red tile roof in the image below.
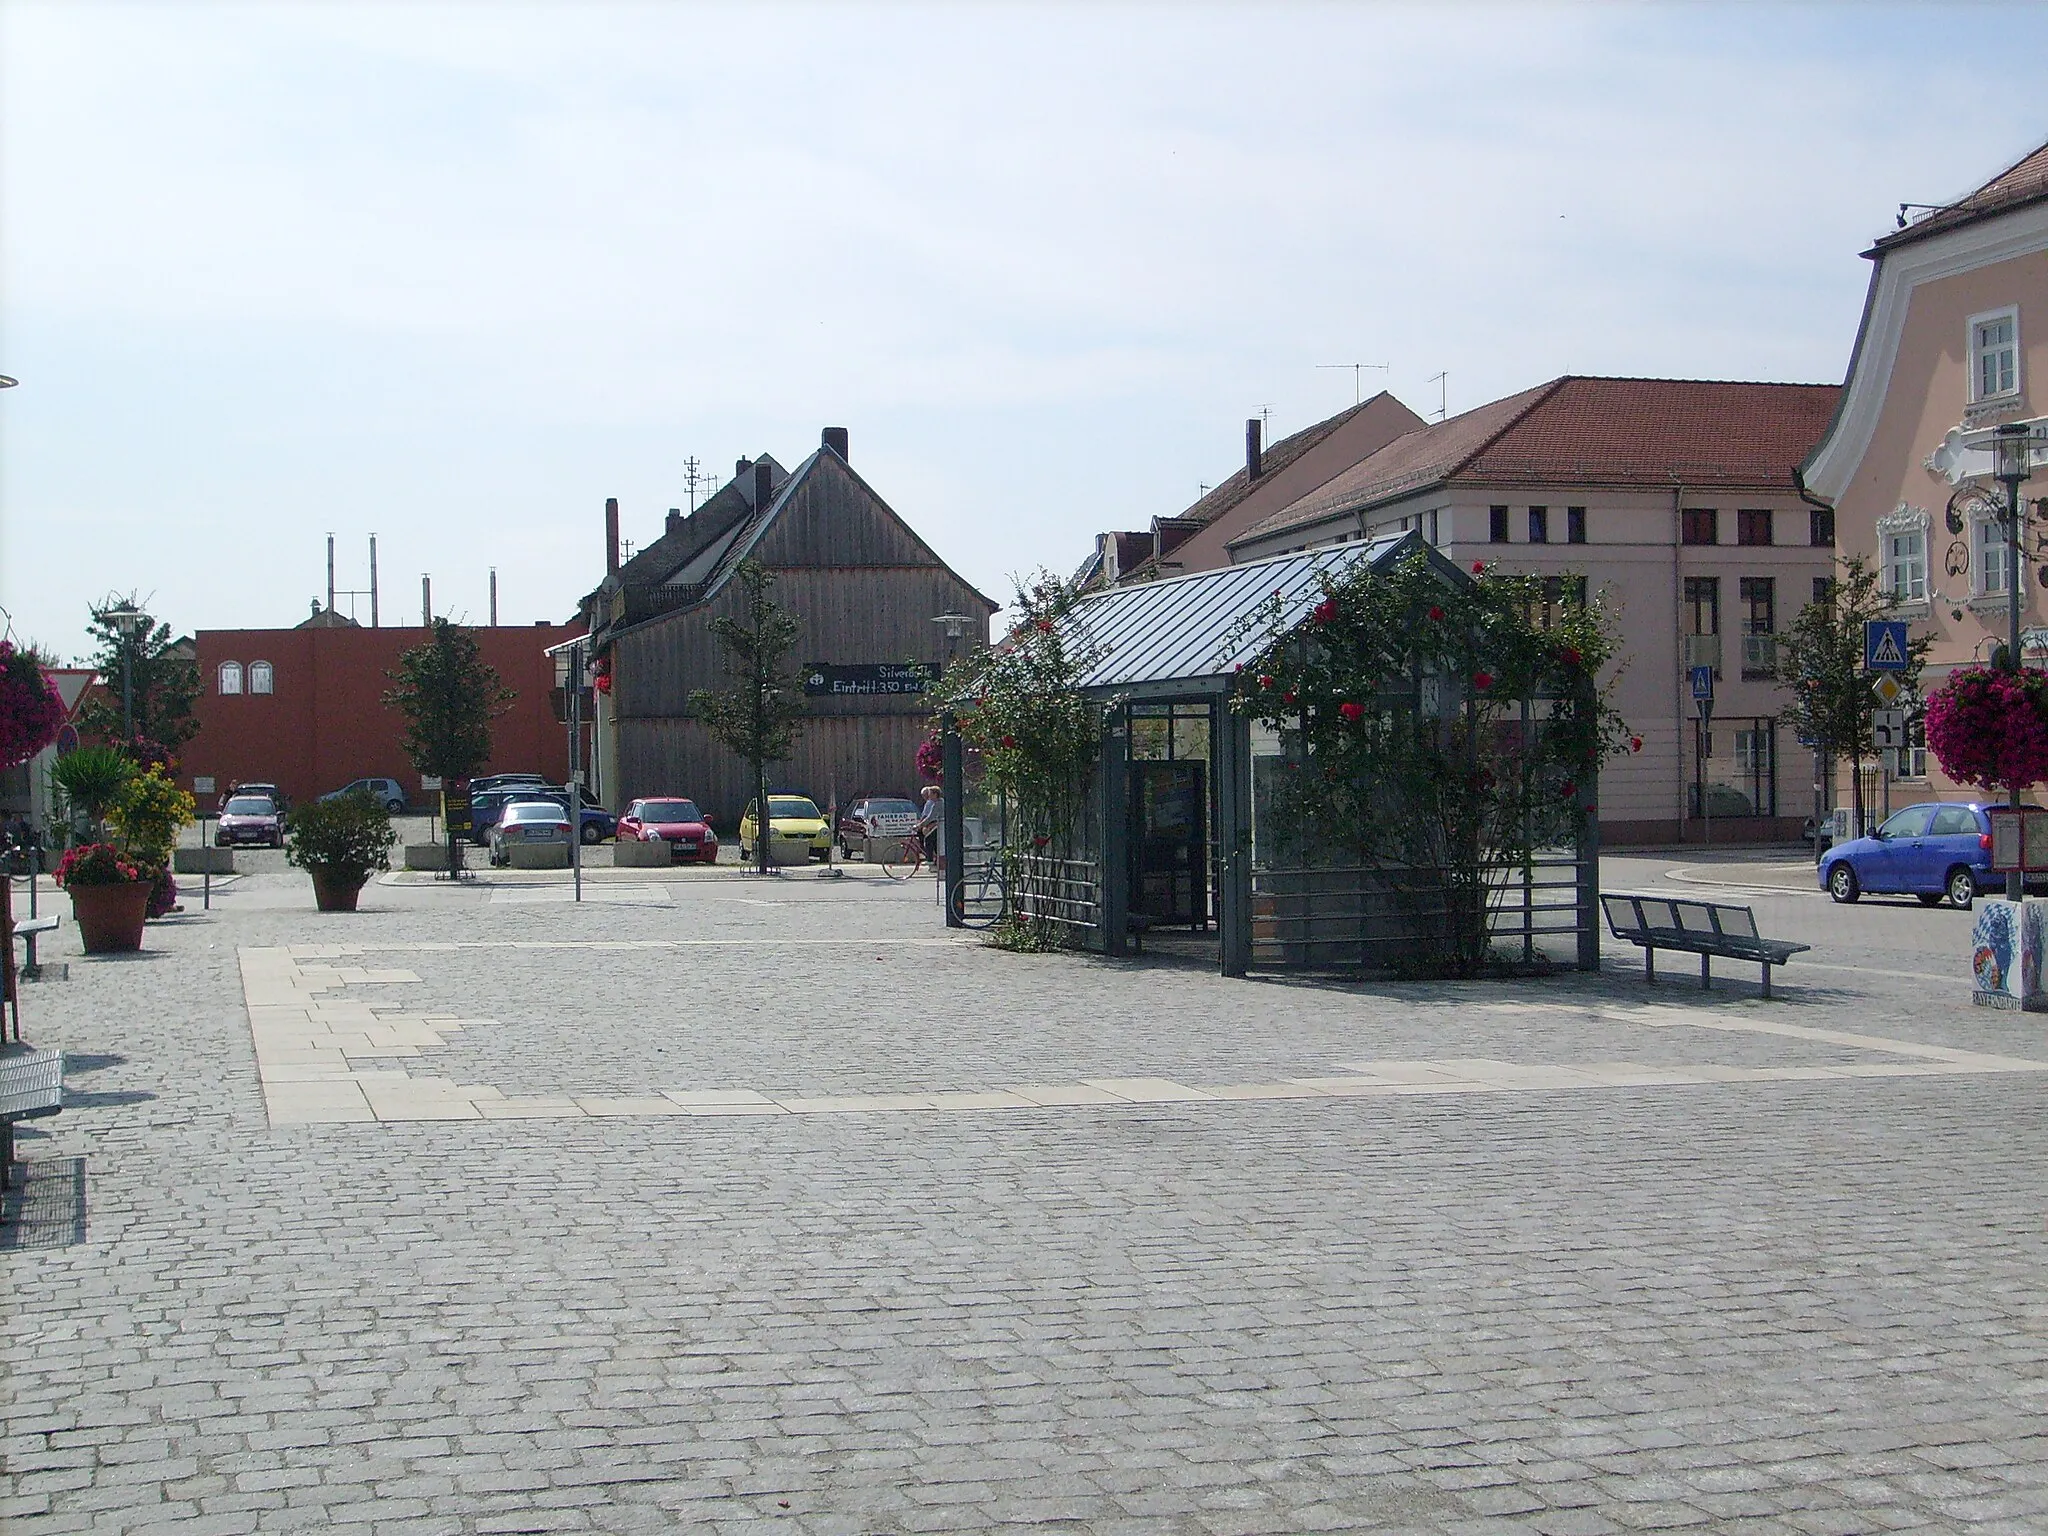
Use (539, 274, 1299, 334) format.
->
(1232, 376, 1841, 547)
(1876, 138, 2048, 253)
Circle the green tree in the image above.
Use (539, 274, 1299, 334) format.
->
(384, 620, 514, 868)
(79, 598, 201, 751)
(1773, 554, 1929, 832)
(688, 560, 804, 875)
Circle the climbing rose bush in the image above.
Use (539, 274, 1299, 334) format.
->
(0, 640, 65, 769)
(1925, 666, 2048, 791)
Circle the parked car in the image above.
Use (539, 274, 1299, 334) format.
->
(471, 773, 552, 793)
(215, 794, 283, 848)
(486, 800, 572, 866)
(321, 777, 407, 813)
(1819, 801, 2002, 909)
(222, 781, 286, 814)
(467, 788, 522, 843)
(738, 795, 831, 861)
(501, 788, 617, 845)
(836, 794, 918, 857)
(616, 798, 718, 863)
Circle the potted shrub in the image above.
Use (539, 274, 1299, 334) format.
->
(54, 842, 152, 953)
(284, 791, 396, 911)
(108, 766, 196, 918)
(51, 744, 136, 839)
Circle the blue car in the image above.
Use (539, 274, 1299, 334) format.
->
(1819, 801, 1994, 909)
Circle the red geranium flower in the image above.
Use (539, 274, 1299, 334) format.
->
(1630, 735, 1643, 753)
(1281, 690, 1298, 705)
(1470, 560, 1486, 574)
(1034, 618, 1054, 633)
(1338, 701, 1364, 722)
(1560, 780, 1577, 799)
(1472, 671, 1494, 690)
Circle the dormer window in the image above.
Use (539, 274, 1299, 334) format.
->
(1971, 307, 2020, 402)
(217, 661, 243, 695)
(249, 661, 274, 695)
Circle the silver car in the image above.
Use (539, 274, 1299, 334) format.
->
(486, 800, 572, 866)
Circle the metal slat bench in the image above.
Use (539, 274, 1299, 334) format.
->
(0, 1050, 63, 1207)
(1600, 893, 1809, 999)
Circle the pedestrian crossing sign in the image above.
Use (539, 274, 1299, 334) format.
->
(1865, 619, 1909, 673)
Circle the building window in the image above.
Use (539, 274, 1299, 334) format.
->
(1737, 509, 1773, 546)
(1976, 515, 2010, 597)
(1812, 576, 1834, 611)
(1884, 527, 1927, 602)
(249, 660, 274, 695)
(1681, 507, 1718, 545)
(1528, 506, 1549, 544)
(1970, 307, 2020, 402)
(1739, 577, 1775, 677)
(1566, 506, 1586, 544)
(1684, 576, 1720, 636)
(1426, 508, 1439, 544)
(217, 661, 243, 695)
(1810, 507, 1835, 547)
(1489, 505, 1509, 543)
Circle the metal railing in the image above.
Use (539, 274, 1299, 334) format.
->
(1010, 854, 1101, 935)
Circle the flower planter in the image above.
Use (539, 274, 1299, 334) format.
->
(67, 880, 153, 953)
(310, 870, 368, 912)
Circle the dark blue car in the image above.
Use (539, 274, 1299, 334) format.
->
(1819, 801, 1994, 909)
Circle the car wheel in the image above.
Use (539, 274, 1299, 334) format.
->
(1827, 863, 1859, 903)
(386, 798, 404, 814)
(1946, 866, 1976, 910)
(581, 823, 602, 845)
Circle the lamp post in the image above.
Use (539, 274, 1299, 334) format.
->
(931, 613, 973, 923)
(1993, 423, 2035, 900)
(102, 603, 148, 742)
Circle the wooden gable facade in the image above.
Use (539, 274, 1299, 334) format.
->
(603, 434, 996, 825)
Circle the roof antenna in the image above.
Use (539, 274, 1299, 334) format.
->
(1317, 362, 1390, 405)
(1426, 371, 1449, 422)
(1258, 404, 1274, 441)
(682, 455, 718, 512)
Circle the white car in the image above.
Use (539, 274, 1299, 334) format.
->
(486, 800, 572, 865)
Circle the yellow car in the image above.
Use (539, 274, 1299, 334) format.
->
(738, 795, 831, 861)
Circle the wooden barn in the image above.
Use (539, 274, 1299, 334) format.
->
(580, 428, 996, 828)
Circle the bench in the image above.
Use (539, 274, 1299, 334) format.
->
(1600, 893, 1810, 999)
(0, 1049, 63, 1207)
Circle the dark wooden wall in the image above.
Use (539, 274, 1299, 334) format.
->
(609, 449, 994, 824)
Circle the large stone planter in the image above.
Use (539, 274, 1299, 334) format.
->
(767, 835, 812, 867)
(404, 843, 452, 871)
(67, 880, 152, 954)
(505, 843, 570, 870)
(1972, 898, 2048, 1010)
(612, 837, 673, 867)
(310, 869, 367, 912)
(173, 847, 235, 875)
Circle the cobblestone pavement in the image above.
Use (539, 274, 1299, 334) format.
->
(7, 854, 2048, 1534)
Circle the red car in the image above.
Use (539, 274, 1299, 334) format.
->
(616, 798, 719, 863)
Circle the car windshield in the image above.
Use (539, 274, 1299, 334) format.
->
(639, 801, 700, 821)
(770, 798, 819, 818)
(505, 803, 563, 822)
(225, 798, 273, 815)
(864, 799, 916, 816)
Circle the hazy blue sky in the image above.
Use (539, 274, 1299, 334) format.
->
(4, 1, 2046, 660)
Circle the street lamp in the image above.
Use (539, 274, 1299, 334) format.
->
(102, 603, 148, 741)
(1992, 422, 2034, 899)
(931, 611, 973, 666)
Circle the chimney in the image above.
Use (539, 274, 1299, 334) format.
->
(1245, 418, 1264, 482)
(735, 456, 753, 481)
(369, 534, 379, 627)
(489, 568, 498, 626)
(326, 533, 336, 611)
(666, 507, 684, 536)
(754, 460, 774, 511)
(605, 497, 620, 575)
(821, 426, 849, 461)
(421, 575, 432, 627)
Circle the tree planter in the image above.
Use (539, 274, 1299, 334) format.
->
(68, 881, 153, 953)
(310, 870, 368, 912)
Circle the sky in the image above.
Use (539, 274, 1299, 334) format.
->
(3, 1, 2047, 662)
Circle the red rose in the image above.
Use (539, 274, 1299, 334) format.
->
(1035, 619, 1054, 633)
(1000, 735, 1017, 749)
(1312, 599, 1339, 625)
(1282, 690, 1298, 705)
(1234, 662, 1245, 672)
(1032, 834, 1049, 848)
(1471, 560, 1486, 574)
(1258, 674, 1275, 689)
(1558, 645, 1582, 667)
(1427, 606, 1444, 621)
(1630, 735, 1643, 753)
(1338, 701, 1364, 722)
(1560, 780, 1577, 799)
(1472, 671, 1494, 690)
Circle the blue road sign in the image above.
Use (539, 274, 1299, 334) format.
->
(1688, 665, 1715, 701)
(1866, 619, 1909, 673)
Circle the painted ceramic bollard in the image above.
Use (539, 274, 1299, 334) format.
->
(1971, 899, 2048, 1010)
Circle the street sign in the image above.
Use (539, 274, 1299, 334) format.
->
(1990, 806, 2048, 872)
(192, 776, 215, 795)
(1865, 619, 1909, 672)
(1871, 673, 1905, 707)
(1871, 709, 1907, 750)
(1688, 665, 1715, 701)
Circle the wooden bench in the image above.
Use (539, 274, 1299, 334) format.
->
(0, 1049, 63, 1207)
(1600, 893, 1810, 999)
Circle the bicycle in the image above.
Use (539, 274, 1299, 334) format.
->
(948, 852, 1009, 929)
(880, 831, 930, 881)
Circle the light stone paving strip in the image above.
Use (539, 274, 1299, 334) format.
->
(241, 943, 2048, 1126)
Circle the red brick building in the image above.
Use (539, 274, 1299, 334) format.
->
(185, 616, 582, 809)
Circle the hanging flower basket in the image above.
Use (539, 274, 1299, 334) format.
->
(0, 640, 65, 770)
(1924, 666, 2048, 791)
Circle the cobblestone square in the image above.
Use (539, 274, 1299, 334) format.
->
(7, 852, 2048, 1533)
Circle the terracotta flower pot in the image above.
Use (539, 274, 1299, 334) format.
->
(310, 869, 367, 912)
(67, 880, 153, 954)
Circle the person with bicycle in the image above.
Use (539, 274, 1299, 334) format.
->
(916, 784, 943, 866)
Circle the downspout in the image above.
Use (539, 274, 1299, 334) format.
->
(1672, 474, 1687, 842)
